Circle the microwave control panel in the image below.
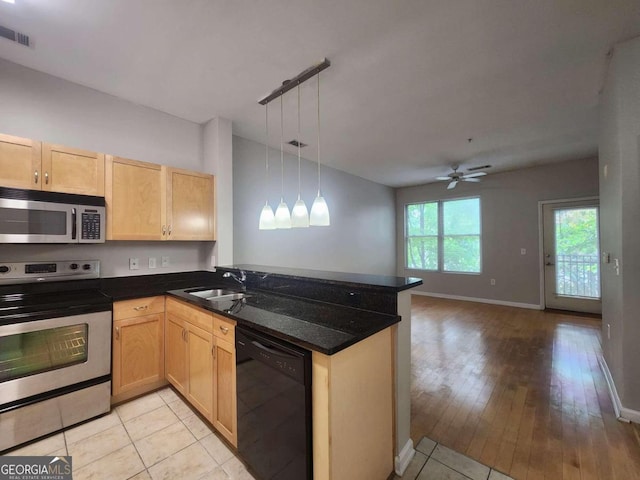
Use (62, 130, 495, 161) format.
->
(81, 211, 102, 240)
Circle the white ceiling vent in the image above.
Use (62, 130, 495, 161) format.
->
(0, 24, 30, 47)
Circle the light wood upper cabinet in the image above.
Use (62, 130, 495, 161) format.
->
(0, 134, 42, 190)
(112, 296, 165, 399)
(106, 157, 215, 241)
(0, 134, 105, 195)
(166, 167, 215, 241)
(42, 143, 105, 196)
(106, 156, 165, 240)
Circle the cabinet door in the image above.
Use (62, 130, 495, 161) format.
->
(42, 144, 105, 196)
(186, 323, 214, 421)
(0, 134, 41, 190)
(165, 315, 187, 395)
(106, 156, 165, 240)
(112, 314, 164, 396)
(166, 167, 215, 241)
(213, 337, 237, 446)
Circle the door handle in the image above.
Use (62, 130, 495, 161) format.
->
(115, 326, 120, 340)
(545, 262, 555, 266)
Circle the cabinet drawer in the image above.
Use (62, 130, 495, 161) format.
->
(166, 297, 213, 333)
(114, 296, 165, 320)
(213, 314, 236, 342)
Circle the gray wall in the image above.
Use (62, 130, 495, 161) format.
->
(232, 136, 396, 275)
(396, 157, 599, 306)
(0, 58, 212, 277)
(599, 36, 640, 412)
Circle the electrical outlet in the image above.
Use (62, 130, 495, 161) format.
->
(490, 278, 496, 286)
(520, 248, 526, 255)
(129, 258, 139, 270)
(161, 256, 169, 267)
(148, 257, 157, 269)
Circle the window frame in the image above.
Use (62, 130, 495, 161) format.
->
(405, 196, 482, 274)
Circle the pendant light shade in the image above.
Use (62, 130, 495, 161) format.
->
(276, 94, 291, 229)
(310, 71, 330, 226)
(259, 102, 276, 230)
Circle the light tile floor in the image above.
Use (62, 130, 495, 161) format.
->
(395, 437, 514, 480)
(5, 388, 255, 480)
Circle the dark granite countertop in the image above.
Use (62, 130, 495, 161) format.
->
(217, 264, 422, 292)
(100, 271, 220, 301)
(166, 287, 400, 355)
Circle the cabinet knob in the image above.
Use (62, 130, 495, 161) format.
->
(115, 326, 120, 340)
(219, 326, 229, 335)
(45, 171, 49, 184)
(162, 225, 167, 236)
(168, 225, 172, 236)
(34, 170, 38, 184)
(133, 305, 148, 311)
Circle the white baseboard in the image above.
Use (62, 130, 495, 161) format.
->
(411, 290, 542, 310)
(598, 355, 640, 424)
(394, 439, 415, 476)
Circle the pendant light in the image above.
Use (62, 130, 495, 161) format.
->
(259, 102, 276, 230)
(274, 94, 292, 229)
(310, 71, 330, 226)
(291, 83, 309, 228)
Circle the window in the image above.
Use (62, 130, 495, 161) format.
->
(405, 197, 481, 273)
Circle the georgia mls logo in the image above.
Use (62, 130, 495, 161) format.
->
(0, 456, 72, 480)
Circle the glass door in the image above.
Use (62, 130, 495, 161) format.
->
(542, 200, 601, 314)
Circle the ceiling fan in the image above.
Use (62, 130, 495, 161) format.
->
(435, 166, 487, 190)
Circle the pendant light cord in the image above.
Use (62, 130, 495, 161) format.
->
(265, 102, 269, 204)
(297, 83, 302, 200)
(280, 94, 284, 201)
(316, 72, 321, 195)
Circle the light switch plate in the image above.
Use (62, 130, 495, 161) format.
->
(148, 257, 157, 269)
(129, 258, 139, 270)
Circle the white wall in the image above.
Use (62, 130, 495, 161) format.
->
(599, 36, 640, 412)
(232, 136, 396, 275)
(0, 58, 215, 276)
(396, 157, 599, 307)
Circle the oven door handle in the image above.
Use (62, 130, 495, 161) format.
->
(71, 208, 77, 240)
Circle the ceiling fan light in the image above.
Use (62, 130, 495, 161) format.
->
(275, 200, 292, 229)
(310, 193, 330, 226)
(291, 198, 309, 228)
(259, 202, 276, 230)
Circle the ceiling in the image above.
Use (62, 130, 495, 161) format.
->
(0, 0, 638, 187)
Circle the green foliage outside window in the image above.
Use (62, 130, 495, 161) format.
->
(406, 197, 481, 273)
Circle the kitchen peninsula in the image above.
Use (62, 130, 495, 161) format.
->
(102, 265, 422, 480)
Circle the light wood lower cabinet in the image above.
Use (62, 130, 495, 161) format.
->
(112, 296, 166, 403)
(165, 297, 237, 446)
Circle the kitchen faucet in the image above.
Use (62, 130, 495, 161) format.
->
(223, 270, 246, 288)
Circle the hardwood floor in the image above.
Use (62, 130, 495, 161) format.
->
(410, 296, 640, 480)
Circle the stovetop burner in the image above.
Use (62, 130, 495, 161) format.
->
(0, 260, 111, 324)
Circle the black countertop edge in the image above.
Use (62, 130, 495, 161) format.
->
(166, 288, 400, 356)
(216, 264, 423, 292)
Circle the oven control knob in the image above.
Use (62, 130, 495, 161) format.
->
(70, 263, 79, 270)
(0, 265, 9, 274)
(82, 263, 92, 271)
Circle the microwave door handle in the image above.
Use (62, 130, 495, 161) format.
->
(71, 208, 77, 240)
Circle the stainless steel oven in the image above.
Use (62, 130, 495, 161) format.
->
(0, 260, 112, 452)
(0, 186, 105, 243)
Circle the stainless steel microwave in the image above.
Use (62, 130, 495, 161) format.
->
(0, 187, 105, 243)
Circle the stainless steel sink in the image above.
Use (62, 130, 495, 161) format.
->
(186, 288, 249, 302)
(187, 288, 237, 299)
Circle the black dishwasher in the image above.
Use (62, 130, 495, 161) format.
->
(236, 327, 312, 480)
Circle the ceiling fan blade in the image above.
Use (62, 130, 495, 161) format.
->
(462, 172, 487, 178)
(462, 177, 481, 182)
(435, 177, 451, 181)
(447, 180, 458, 190)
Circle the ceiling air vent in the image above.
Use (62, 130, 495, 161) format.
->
(287, 140, 307, 148)
(468, 164, 491, 171)
(0, 24, 30, 47)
